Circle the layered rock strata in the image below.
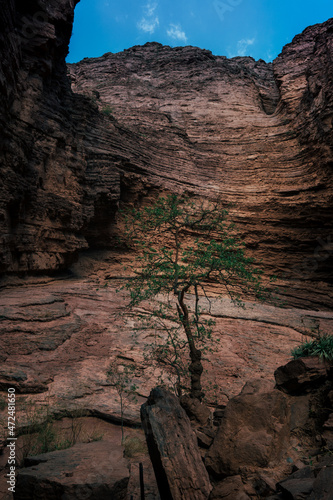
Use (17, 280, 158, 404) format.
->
(0, 0, 332, 310)
(68, 24, 333, 308)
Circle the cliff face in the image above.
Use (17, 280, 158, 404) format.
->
(68, 27, 333, 308)
(0, 0, 120, 272)
(0, 0, 332, 307)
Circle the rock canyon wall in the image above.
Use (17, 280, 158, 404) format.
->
(0, 0, 332, 308)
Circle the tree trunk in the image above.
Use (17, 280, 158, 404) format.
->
(177, 289, 204, 401)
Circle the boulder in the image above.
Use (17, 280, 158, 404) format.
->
(209, 476, 251, 499)
(278, 476, 315, 499)
(277, 460, 333, 500)
(180, 394, 211, 425)
(195, 427, 215, 449)
(274, 357, 329, 394)
(311, 465, 333, 500)
(205, 379, 290, 477)
(14, 441, 129, 500)
(140, 387, 212, 500)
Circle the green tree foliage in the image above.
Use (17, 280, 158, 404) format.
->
(122, 194, 271, 400)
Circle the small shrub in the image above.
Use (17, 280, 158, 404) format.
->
(17, 401, 86, 463)
(101, 104, 113, 116)
(123, 436, 148, 458)
(107, 361, 138, 443)
(87, 430, 104, 442)
(292, 334, 333, 361)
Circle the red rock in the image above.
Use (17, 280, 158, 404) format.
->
(0, 273, 331, 429)
(195, 428, 215, 449)
(209, 475, 250, 499)
(274, 357, 330, 394)
(141, 387, 212, 500)
(277, 460, 333, 500)
(278, 477, 314, 499)
(180, 394, 211, 425)
(15, 441, 129, 500)
(312, 465, 333, 500)
(0, 2, 332, 310)
(205, 379, 290, 477)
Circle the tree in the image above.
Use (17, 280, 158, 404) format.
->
(121, 194, 270, 401)
(107, 361, 138, 443)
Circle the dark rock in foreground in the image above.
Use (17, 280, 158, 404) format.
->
(277, 459, 333, 500)
(141, 387, 212, 500)
(14, 441, 129, 500)
(274, 357, 330, 394)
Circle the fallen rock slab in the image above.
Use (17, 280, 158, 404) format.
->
(277, 459, 333, 500)
(278, 477, 315, 499)
(274, 357, 330, 394)
(141, 387, 212, 500)
(14, 441, 129, 500)
(312, 465, 333, 500)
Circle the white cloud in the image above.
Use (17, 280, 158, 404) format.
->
(137, 16, 159, 33)
(137, 2, 159, 34)
(145, 2, 158, 17)
(166, 23, 188, 43)
(228, 37, 256, 57)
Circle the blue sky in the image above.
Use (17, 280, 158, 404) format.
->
(67, 0, 332, 63)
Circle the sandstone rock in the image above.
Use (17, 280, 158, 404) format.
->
(209, 475, 250, 500)
(67, 19, 333, 310)
(140, 387, 212, 500)
(15, 441, 129, 499)
(277, 460, 333, 500)
(0, 1, 332, 311)
(205, 379, 290, 477)
(1, 275, 318, 427)
(0, 366, 50, 393)
(195, 427, 215, 449)
(0, 0, 119, 274)
(252, 472, 278, 497)
(180, 394, 211, 425)
(126, 458, 160, 500)
(278, 477, 315, 499)
(311, 465, 333, 500)
(196, 431, 212, 449)
(274, 357, 330, 394)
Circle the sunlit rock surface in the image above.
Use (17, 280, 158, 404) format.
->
(0, 0, 332, 308)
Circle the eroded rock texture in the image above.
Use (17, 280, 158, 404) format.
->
(0, 0, 120, 273)
(206, 359, 333, 498)
(0, 0, 332, 310)
(68, 19, 333, 309)
(141, 387, 212, 500)
(15, 441, 129, 500)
